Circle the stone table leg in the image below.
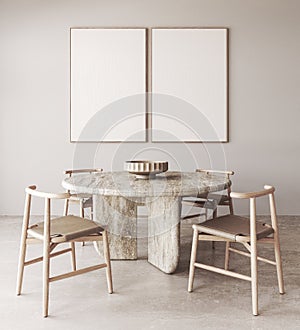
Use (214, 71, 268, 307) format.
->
(93, 195, 137, 260)
(146, 196, 181, 274)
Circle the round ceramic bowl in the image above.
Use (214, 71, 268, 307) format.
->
(124, 160, 168, 179)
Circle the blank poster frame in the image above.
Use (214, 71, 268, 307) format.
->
(151, 27, 228, 142)
(70, 27, 147, 143)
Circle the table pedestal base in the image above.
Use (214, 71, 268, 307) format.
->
(93, 195, 137, 260)
(147, 196, 181, 274)
(93, 195, 181, 273)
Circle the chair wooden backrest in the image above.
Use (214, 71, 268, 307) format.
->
(197, 168, 234, 211)
(181, 169, 235, 221)
(25, 185, 69, 199)
(230, 185, 278, 243)
(23, 185, 71, 237)
(64, 168, 103, 177)
(63, 168, 103, 218)
(196, 169, 234, 178)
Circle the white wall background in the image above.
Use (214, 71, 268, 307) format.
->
(1, 0, 299, 215)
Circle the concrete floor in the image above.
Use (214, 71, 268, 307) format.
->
(0, 215, 299, 330)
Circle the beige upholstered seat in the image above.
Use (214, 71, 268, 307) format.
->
(198, 215, 274, 241)
(16, 185, 113, 317)
(188, 185, 284, 316)
(182, 169, 234, 221)
(27, 215, 105, 243)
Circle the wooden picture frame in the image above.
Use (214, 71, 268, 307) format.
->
(151, 28, 228, 142)
(70, 28, 147, 142)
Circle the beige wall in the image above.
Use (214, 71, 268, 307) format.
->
(1, 0, 300, 215)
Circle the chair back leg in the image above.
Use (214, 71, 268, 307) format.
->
(79, 200, 84, 218)
(228, 186, 234, 215)
(63, 198, 69, 216)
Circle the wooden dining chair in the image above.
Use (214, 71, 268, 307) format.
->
(182, 169, 234, 222)
(188, 185, 284, 315)
(63, 168, 103, 218)
(16, 185, 113, 317)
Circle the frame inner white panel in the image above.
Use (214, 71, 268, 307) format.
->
(151, 28, 228, 142)
(71, 28, 146, 142)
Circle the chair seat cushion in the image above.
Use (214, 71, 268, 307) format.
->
(197, 215, 274, 241)
(28, 215, 104, 243)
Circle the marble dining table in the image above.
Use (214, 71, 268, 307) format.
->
(62, 171, 230, 274)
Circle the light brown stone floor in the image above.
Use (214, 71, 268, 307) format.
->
(0, 215, 299, 329)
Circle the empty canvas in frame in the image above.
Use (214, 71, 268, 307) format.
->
(151, 28, 228, 142)
(70, 28, 146, 142)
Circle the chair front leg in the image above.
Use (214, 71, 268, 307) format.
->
(43, 198, 51, 317)
(16, 193, 31, 296)
(268, 192, 284, 294)
(250, 241, 258, 316)
(16, 236, 27, 295)
(102, 230, 113, 294)
(273, 234, 285, 294)
(188, 227, 199, 292)
(211, 206, 217, 249)
(224, 241, 230, 270)
(70, 242, 76, 271)
(43, 238, 51, 317)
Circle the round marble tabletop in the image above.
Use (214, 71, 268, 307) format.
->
(62, 171, 230, 199)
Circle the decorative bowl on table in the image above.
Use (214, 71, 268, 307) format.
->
(124, 160, 168, 179)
